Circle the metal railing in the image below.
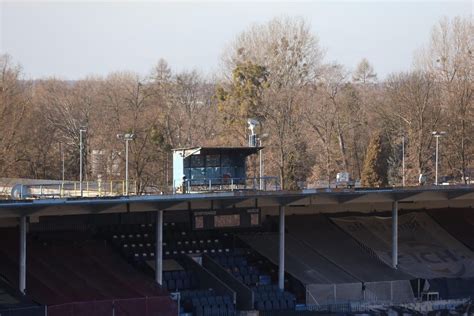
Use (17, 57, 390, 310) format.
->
(10, 180, 138, 199)
(173, 176, 280, 194)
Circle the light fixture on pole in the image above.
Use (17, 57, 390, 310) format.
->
(79, 128, 87, 197)
(117, 133, 136, 195)
(432, 131, 446, 185)
(247, 118, 258, 147)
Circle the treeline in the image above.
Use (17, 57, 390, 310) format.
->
(0, 16, 472, 191)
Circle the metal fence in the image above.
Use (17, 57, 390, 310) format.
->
(0, 297, 177, 316)
(48, 296, 177, 316)
(8, 180, 137, 199)
(174, 176, 280, 194)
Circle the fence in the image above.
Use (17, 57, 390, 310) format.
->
(173, 176, 280, 193)
(0, 297, 177, 316)
(47, 296, 177, 316)
(8, 180, 137, 199)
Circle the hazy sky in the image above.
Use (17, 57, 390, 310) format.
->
(0, 1, 472, 80)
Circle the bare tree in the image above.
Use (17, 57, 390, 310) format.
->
(417, 16, 473, 182)
(0, 55, 31, 177)
(353, 58, 377, 84)
(221, 16, 325, 189)
(381, 72, 442, 184)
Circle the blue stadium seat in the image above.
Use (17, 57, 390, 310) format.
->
(287, 298, 295, 309)
(264, 300, 272, 311)
(272, 300, 280, 310)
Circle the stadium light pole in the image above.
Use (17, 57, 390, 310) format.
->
(117, 133, 136, 195)
(79, 128, 87, 197)
(402, 135, 405, 187)
(432, 131, 446, 185)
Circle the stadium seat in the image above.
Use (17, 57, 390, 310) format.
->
(264, 300, 272, 311)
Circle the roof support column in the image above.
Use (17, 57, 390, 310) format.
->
(392, 201, 398, 269)
(155, 209, 163, 285)
(278, 205, 285, 290)
(19, 215, 27, 294)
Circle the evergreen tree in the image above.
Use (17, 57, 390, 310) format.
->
(361, 132, 389, 187)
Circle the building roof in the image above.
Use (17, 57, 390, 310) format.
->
(0, 186, 473, 219)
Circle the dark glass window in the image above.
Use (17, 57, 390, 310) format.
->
(190, 167, 206, 185)
(206, 155, 220, 167)
(221, 155, 232, 167)
(183, 167, 191, 180)
(183, 157, 191, 168)
(206, 167, 220, 180)
(191, 155, 205, 167)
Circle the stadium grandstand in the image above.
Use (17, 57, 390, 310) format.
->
(0, 147, 474, 315)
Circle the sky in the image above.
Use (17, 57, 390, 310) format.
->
(0, 1, 472, 80)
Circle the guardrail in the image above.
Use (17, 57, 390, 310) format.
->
(173, 177, 280, 194)
(9, 180, 137, 199)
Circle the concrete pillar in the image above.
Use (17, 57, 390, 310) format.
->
(155, 210, 163, 285)
(19, 215, 27, 294)
(392, 201, 398, 269)
(278, 205, 285, 290)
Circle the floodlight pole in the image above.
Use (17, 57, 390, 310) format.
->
(402, 136, 405, 187)
(125, 138, 130, 195)
(117, 133, 136, 195)
(432, 131, 446, 185)
(79, 128, 86, 197)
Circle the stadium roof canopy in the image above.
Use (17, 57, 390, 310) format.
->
(0, 186, 473, 219)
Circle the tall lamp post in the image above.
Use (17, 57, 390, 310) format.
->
(117, 133, 136, 195)
(401, 135, 405, 187)
(432, 131, 446, 185)
(79, 128, 87, 197)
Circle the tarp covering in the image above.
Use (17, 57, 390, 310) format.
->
(429, 208, 474, 251)
(332, 212, 474, 279)
(239, 233, 357, 284)
(285, 214, 411, 282)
